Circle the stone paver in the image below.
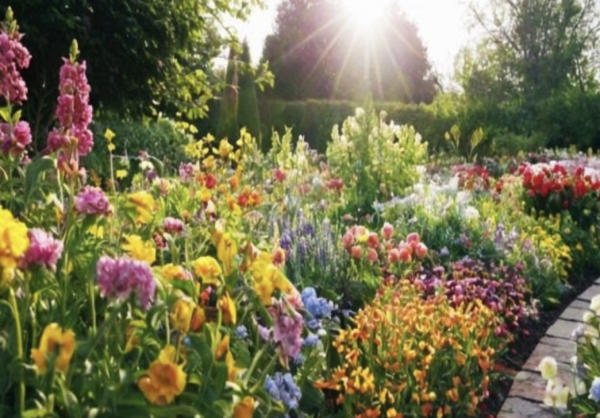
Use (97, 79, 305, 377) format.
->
(498, 281, 599, 418)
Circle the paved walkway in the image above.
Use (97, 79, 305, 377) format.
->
(498, 279, 600, 417)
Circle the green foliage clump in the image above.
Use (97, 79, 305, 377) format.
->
(327, 106, 428, 214)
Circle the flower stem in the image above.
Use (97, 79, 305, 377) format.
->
(9, 288, 25, 415)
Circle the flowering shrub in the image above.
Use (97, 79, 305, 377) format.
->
(327, 106, 428, 214)
(317, 282, 503, 417)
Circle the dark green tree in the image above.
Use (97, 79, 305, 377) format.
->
(238, 41, 262, 146)
(262, 0, 435, 102)
(216, 47, 239, 142)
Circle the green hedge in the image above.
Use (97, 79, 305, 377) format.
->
(257, 97, 459, 152)
(195, 96, 460, 153)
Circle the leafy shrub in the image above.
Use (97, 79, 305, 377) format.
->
(86, 117, 190, 179)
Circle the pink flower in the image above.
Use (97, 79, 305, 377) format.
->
(367, 248, 378, 263)
(46, 57, 93, 174)
(273, 168, 287, 183)
(350, 245, 362, 259)
(75, 186, 111, 216)
(415, 243, 428, 259)
(97, 256, 156, 311)
(163, 217, 185, 235)
(388, 248, 400, 263)
(367, 232, 379, 248)
(382, 222, 394, 241)
(179, 163, 195, 182)
(406, 232, 420, 249)
(327, 178, 344, 191)
(20, 229, 63, 271)
(0, 30, 31, 103)
(1, 120, 31, 156)
(398, 245, 412, 262)
(342, 231, 355, 248)
(270, 300, 303, 361)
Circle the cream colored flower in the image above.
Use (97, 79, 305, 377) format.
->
(591, 295, 600, 314)
(539, 356, 558, 380)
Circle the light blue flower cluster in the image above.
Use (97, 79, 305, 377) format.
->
(265, 372, 302, 410)
(301, 287, 335, 330)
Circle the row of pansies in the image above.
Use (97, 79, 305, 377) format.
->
(2, 8, 600, 418)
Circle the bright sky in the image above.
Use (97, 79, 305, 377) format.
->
(232, 0, 476, 81)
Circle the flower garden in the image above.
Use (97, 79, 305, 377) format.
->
(3, 8, 600, 418)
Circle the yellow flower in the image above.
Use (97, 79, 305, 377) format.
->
(116, 169, 128, 179)
(87, 225, 104, 239)
(249, 251, 296, 306)
(107, 143, 116, 152)
(233, 396, 255, 418)
(128, 192, 155, 224)
(31, 323, 76, 375)
(138, 345, 186, 405)
(538, 356, 558, 380)
(217, 232, 237, 276)
(170, 299, 195, 333)
(192, 256, 222, 285)
(161, 264, 189, 282)
(0, 207, 29, 284)
(217, 139, 233, 159)
(219, 291, 237, 324)
(104, 128, 116, 142)
(200, 187, 212, 203)
(203, 155, 216, 171)
(123, 235, 156, 265)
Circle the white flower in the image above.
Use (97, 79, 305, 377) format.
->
(464, 206, 480, 221)
(355, 107, 365, 118)
(570, 356, 578, 368)
(543, 377, 569, 409)
(591, 295, 600, 314)
(140, 160, 154, 171)
(539, 356, 558, 380)
(584, 311, 595, 324)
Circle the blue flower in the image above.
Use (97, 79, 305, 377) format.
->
(303, 334, 320, 347)
(589, 377, 600, 402)
(302, 287, 335, 321)
(235, 325, 248, 339)
(265, 372, 302, 410)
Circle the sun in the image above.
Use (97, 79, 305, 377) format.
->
(341, 0, 388, 31)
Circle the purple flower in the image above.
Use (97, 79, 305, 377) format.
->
(97, 256, 156, 310)
(163, 217, 185, 235)
(20, 229, 63, 271)
(75, 186, 111, 216)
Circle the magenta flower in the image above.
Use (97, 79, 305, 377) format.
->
(75, 186, 112, 216)
(97, 256, 156, 311)
(20, 229, 63, 271)
(0, 120, 31, 157)
(163, 217, 185, 235)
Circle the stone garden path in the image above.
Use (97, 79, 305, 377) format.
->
(498, 279, 600, 417)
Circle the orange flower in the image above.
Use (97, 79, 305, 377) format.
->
(31, 323, 76, 375)
(216, 334, 230, 360)
(233, 396, 254, 418)
(138, 346, 186, 405)
(190, 305, 206, 331)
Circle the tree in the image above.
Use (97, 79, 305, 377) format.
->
(262, 0, 435, 102)
(216, 47, 239, 142)
(458, 0, 600, 136)
(4, 0, 263, 148)
(238, 41, 262, 146)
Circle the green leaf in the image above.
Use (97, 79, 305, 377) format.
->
(24, 157, 55, 208)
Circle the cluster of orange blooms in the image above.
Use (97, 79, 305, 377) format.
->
(316, 281, 501, 418)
